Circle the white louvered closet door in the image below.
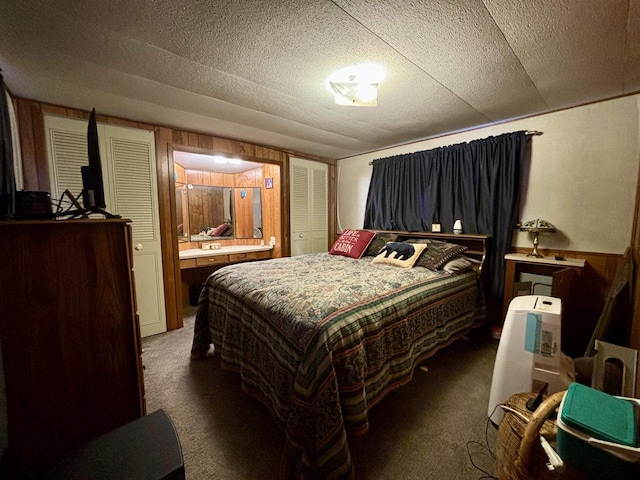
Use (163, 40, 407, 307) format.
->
(45, 116, 110, 207)
(290, 157, 328, 256)
(105, 125, 166, 337)
(44, 115, 166, 337)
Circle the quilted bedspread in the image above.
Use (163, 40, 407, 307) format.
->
(191, 253, 484, 479)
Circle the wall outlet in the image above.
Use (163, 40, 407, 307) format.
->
(269, 236, 276, 247)
(431, 223, 441, 232)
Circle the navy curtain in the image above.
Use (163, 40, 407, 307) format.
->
(364, 131, 530, 297)
(0, 70, 16, 219)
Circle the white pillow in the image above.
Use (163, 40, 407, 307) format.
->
(372, 242, 427, 268)
(442, 255, 480, 274)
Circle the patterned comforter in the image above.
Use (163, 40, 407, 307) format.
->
(191, 253, 485, 479)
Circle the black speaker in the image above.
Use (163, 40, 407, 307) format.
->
(14, 191, 54, 219)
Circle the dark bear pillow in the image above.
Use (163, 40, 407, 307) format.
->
(371, 242, 427, 268)
(407, 239, 468, 270)
(364, 232, 399, 257)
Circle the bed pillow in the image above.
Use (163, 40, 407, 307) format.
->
(442, 255, 480, 274)
(407, 239, 468, 270)
(372, 242, 427, 268)
(364, 232, 399, 257)
(211, 223, 229, 237)
(329, 229, 376, 259)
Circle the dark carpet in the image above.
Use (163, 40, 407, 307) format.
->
(142, 308, 500, 479)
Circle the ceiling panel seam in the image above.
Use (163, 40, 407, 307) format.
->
(331, 0, 491, 120)
(481, 1, 550, 111)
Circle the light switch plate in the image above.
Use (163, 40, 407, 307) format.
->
(431, 223, 441, 232)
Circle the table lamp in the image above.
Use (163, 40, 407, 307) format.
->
(519, 219, 556, 257)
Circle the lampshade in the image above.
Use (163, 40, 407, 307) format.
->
(519, 219, 556, 257)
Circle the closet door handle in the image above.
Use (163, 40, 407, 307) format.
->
(135, 244, 143, 251)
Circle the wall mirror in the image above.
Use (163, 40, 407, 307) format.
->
(173, 149, 275, 244)
(188, 186, 234, 241)
(234, 187, 262, 239)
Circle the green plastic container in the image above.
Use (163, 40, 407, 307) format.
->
(557, 383, 639, 480)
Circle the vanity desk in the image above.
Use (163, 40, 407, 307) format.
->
(179, 245, 273, 307)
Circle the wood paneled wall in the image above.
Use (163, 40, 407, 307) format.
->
(185, 170, 234, 187)
(262, 163, 282, 257)
(233, 187, 255, 239)
(174, 163, 187, 183)
(14, 98, 336, 333)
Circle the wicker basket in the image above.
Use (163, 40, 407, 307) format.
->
(495, 391, 589, 480)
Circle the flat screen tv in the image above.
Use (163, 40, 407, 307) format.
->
(78, 108, 118, 218)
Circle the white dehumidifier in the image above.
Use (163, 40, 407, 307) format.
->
(487, 295, 575, 425)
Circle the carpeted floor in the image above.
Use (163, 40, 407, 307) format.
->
(142, 308, 500, 479)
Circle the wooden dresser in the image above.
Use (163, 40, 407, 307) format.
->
(0, 219, 145, 475)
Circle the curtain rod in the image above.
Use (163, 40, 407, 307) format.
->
(367, 130, 544, 165)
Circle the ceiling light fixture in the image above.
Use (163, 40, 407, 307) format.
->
(213, 156, 242, 165)
(326, 63, 386, 107)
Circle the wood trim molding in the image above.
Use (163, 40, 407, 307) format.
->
(155, 129, 182, 331)
(629, 146, 640, 397)
(16, 98, 48, 191)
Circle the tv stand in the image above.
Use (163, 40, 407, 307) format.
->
(56, 189, 120, 219)
(67, 207, 121, 219)
(89, 207, 120, 219)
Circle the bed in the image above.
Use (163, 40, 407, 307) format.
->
(191, 230, 490, 479)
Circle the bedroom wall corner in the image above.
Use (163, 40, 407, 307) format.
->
(628, 94, 640, 398)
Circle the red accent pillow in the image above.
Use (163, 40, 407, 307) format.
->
(211, 223, 228, 237)
(329, 229, 376, 259)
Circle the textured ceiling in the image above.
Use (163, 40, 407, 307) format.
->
(1, 0, 638, 160)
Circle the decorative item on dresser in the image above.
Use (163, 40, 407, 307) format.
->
(0, 219, 145, 478)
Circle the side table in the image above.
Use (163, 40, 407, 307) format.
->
(502, 253, 586, 357)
